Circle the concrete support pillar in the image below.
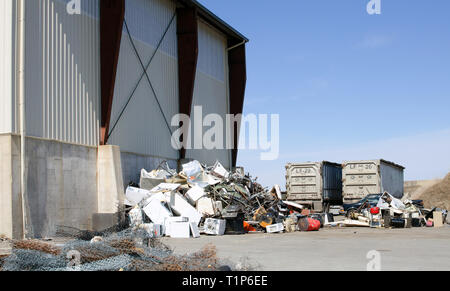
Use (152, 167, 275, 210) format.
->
(0, 135, 23, 239)
(96, 145, 125, 230)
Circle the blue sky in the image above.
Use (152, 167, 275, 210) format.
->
(199, 0, 450, 188)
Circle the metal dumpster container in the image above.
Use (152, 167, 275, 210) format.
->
(342, 159, 405, 203)
(286, 161, 343, 211)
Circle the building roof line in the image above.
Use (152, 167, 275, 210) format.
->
(177, 0, 249, 43)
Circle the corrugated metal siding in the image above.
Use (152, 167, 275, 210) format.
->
(0, 0, 14, 134)
(197, 20, 225, 82)
(108, 0, 179, 159)
(23, 0, 100, 146)
(380, 161, 404, 199)
(322, 162, 343, 203)
(186, 20, 231, 169)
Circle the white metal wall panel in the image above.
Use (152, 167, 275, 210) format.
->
(186, 21, 231, 169)
(197, 21, 225, 82)
(108, 0, 179, 159)
(23, 0, 100, 146)
(125, 0, 177, 58)
(0, 0, 14, 134)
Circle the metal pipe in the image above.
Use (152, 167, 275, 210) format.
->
(18, 0, 28, 239)
(227, 39, 247, 51)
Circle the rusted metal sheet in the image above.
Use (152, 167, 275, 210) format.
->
(100, 0, 125, 145)
(228, 41, 246, 167)
(177, 7, 198, 160)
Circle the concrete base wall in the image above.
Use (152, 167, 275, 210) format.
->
(25, 136, 98, 238)
(0, 135, 23, 239)
(1, 134, 180, 239)
(1, 134, 98, 239)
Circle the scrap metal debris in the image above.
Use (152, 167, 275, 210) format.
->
(124, 160, 324, 238)
(335, 191, 449, 229)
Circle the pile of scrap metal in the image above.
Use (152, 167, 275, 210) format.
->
(335, 192, 448, 229)
(124, 160, 328, 237)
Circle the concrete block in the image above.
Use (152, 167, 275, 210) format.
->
(0, 134, 23, 239)
(2, 135, 100, 238)
(98, 145, 125, 214)
(25, 138, 97, 237)
(0, 135, 14, 239)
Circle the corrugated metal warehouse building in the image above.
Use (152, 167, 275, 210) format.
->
(0, 0, 248, 239)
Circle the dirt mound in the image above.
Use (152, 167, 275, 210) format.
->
(419, 173, 450, 210)
(404, 179, 442, 200)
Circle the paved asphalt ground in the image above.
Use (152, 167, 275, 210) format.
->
(161, 226, 450, 271)
(2, 225, 449, 271)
